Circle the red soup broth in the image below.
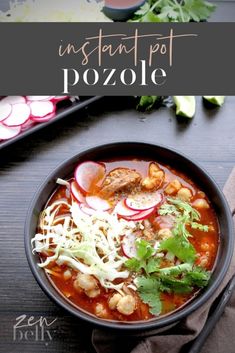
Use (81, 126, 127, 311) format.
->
(38, 158, 219, 322)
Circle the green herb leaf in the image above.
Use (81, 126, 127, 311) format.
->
(136, 276, 162, 315)
(136, 238, 155, 260)
(137, 96, 159, 110)
(191, 222, 209, 232)
(160, 235, 196, 263)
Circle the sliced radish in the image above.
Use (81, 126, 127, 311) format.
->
(2, 103, 31, 127)
(79, 203, 96, 216)
(21, 119, 35, 131)
(0, 102, 12, 122)
(75, 161, 106, 193)
(1, 96, 26, 104)
(30, 112, 55, 123)
(86, 195, 111, 211)
(52, 96, 69, 102)
(114, 200, 139, 217)
(30, 101, 55, 118)
(26, 96, 54, 101)
(70, 181, 86, 203)
(125, 192, 162, 211)
(121, 233, 137, 258)
(0, 124, 21, 140)
(123, 207, 156, 221)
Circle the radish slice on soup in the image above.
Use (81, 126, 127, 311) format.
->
(121, 233, 137, 258)
(86, 196, 111, 211)
(123, 207, 156, 221)
(71, 181, 86, 203)
(75, 161, 106, 193)
(79, 203, 96, 216)
(115, 200, 140, 217)
(125, 192, 162, 211)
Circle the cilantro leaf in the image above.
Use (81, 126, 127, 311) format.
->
(186, 267, 211, 287)
(136, 238, 155, 260)
(140, 292, 162, 315)
(136, 276, 162, 315)
(160, 235, 196, 263)
(146, 257, 161, 273)
(125, 257, 142, 272)
(137, 96, 159, 111)
(130, 0, 216, 23)
(191, 222, 209, 232)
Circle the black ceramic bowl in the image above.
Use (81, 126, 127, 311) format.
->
(25, 142, 234, 331)
(103, 0, 146, 21)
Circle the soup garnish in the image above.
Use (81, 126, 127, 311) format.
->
(32, 159, 219, 321)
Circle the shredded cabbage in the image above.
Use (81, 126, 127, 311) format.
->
(0, 0, 111, 22)
(32, 199, 136, 291)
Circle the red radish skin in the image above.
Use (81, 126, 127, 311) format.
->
(121, 233, 137, 258)
(125, 192, 162, 211)
(70, 181, 86, 203)
(0, 124, 21, 140)
(1, 96, 26, 104)
(122, 207, 156, 221)
(26, 96, 54, 101)
(21, 119, 35, 131)
(52, 96, 69, 102)
(0, 102, 12, 122)
(30, 112, 56, 123)
(2, 103, 31, 127)
(75, 161, 106, 193)
(30, 101, 55, 118)
(115, 200, 139, 217)
(86, 196, 111, 211)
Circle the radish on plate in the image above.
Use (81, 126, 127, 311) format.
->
(122, 207, 156, 221)
(26, 96, 54, 101)
(0, 124, 21, 140)
(2, 103, 31, 127)
(121, 233, 137, 258)
(1, 96, 26, 104)
(86, 195, 111, 211)
(30, 112, 55, 123)
(0, 102, 12, 122)
(30, 101, 55, 118)
(125, 192, 162, 211)
(70, 181, 86, 203)
(75, 161, 106, 193)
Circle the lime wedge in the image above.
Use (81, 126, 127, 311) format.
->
(173, 96, 196, 118)
(203, 96, 225, 106)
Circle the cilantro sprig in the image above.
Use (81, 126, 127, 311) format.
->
(124, 199, 210, 316)
(159, 197, 208, 263)
(130, 0, 216, 23)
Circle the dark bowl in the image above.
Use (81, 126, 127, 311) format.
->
(103, 0, 146, 21)
(25, 142, 234, 331)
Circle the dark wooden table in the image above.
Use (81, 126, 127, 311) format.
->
(1, 1, 235, 353)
